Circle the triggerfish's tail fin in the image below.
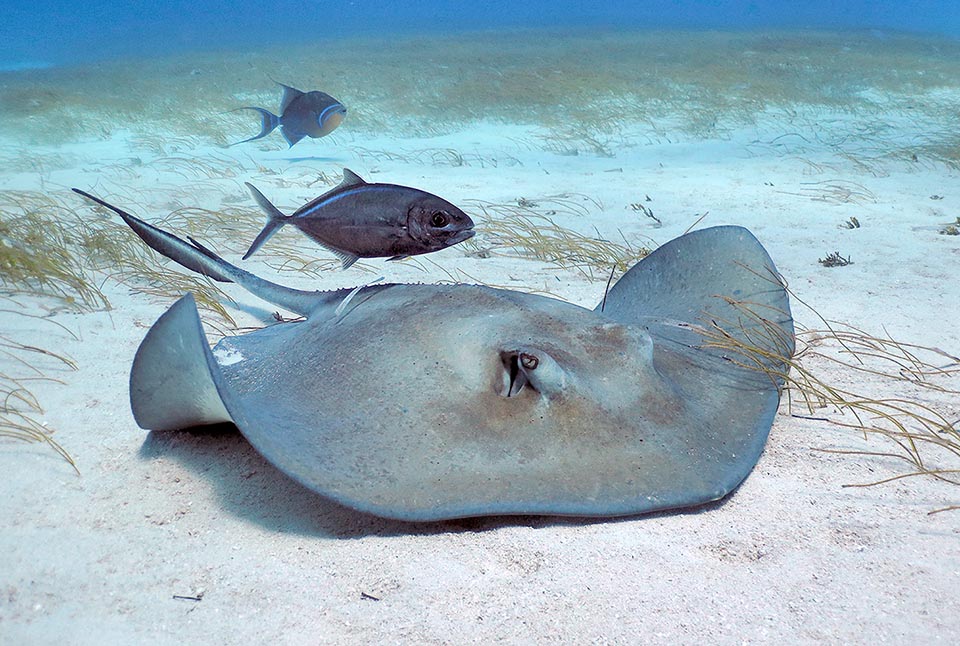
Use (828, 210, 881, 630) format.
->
(231, 107, 281, 145)
(243, 182, 290, 260)
(71, 188, 321, 318)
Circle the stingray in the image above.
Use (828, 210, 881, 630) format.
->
(74, 190, 795, 521)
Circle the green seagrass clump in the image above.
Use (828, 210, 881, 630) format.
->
(700, 272, 960, 513)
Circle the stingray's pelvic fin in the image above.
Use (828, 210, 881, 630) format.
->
(72, 188, 325, 318)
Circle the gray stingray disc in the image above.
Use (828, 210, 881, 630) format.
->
(70, 191, 795, 521)
(117, 216, 793, 520)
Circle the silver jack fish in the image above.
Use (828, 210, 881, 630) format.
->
(243, 168, 475, 269)
(233, 83, 346, 147)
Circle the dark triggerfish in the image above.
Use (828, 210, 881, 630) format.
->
(243, 168, 475, 269)
(234, 83, 346, 147)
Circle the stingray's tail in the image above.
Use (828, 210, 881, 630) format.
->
(242, 182, 290, 260)
(231, 106, 281, 145)
(71, 188, 320, 317)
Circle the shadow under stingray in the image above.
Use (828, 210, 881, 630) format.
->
(138, 425, 733, 539)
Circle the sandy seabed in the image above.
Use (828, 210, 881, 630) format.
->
(1, 29, 959, 643)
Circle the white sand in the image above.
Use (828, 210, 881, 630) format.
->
(2, 114, 959, 644)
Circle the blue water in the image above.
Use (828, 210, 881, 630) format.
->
(3, 1, 960, 69)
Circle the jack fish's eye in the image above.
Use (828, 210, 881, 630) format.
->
(430, 211, 450, 228)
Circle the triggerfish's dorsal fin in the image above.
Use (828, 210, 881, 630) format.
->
(278, 82, 305, 113)
(340, 168, 366, 188)
(599, 225, 795, 373)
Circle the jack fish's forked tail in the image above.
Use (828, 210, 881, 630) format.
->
(243, 182, 290, 260)
(231, 106, 281, 145)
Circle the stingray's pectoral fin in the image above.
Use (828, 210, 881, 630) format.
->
(130, 294, 234, 431)
(600, 226, 796, 375)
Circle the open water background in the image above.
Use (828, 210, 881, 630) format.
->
(4, 1, 960, 69)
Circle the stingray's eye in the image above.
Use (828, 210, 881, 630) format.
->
(520, 353, 539, 370)
(498, 349, 565, 399)
(430, 211, 449, 227)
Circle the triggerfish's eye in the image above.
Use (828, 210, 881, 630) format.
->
(430, 211, 450, 228)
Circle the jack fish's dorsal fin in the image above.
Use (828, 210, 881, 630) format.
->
(289, 168, 369, 217)
(278, 82, 305, 113)
(340, 168, 366, 188)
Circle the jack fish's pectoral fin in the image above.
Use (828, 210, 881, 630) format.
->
(386, 255, 409, 262)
